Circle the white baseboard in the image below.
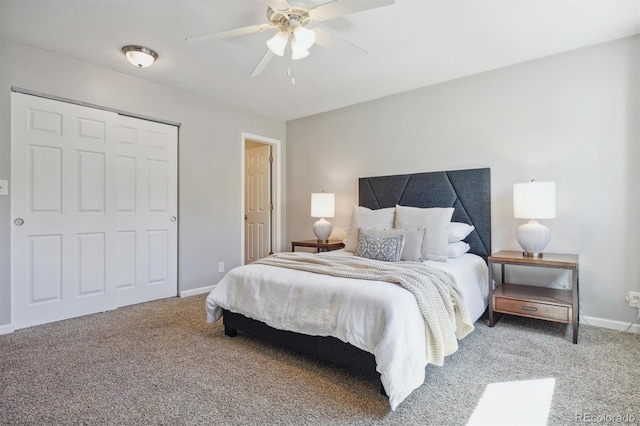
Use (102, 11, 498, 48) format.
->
(0, 323, 15, 335)
(583, 315, 640, 334)
(179, 285, 215, 298)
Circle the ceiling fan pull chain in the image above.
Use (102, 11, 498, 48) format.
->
(285, 35, 295, 86)
(288, 59, 295, 86)
(288, 64, 295, 86)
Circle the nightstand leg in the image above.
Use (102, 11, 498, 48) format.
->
(572, 267, 579, 344)
(488, 261, 494, 326)
(488, 261, 505, 327)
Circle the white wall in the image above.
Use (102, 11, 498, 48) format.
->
(286, 36, 640, 324)
(0, 38, 286, 327)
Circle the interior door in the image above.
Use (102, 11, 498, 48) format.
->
(11, 93, 178, 329)
(245, 144, 271, 264)
(11, 93, 118, 328)
(115, 116, 178, 307)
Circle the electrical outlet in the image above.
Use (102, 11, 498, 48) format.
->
(218, 262, 224, 273)
(627, 291, 640, 308)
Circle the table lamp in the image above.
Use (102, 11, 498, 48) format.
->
(513, 180, 556, 258)
(311, 192, 335, 243)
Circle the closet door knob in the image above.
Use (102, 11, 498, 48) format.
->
(170, 216, 177, 222)
(14, 218, 24, 226)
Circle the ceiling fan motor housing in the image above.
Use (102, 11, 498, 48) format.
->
(267, 6, 312, 30)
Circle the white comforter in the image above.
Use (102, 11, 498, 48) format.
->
(205, 251, 489, 410)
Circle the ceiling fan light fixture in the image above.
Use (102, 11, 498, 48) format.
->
(291, 47, 309, 60)
(293, 26, 315, 50)
(291, 39, 309, 60)
(266, 31, 288, 56)
(122, 45, 158, 68)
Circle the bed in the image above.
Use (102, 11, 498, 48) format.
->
(206, 167, 491, 410)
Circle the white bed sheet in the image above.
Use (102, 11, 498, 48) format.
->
(205, 252, 488, 410)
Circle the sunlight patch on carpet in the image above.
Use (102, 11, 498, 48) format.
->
(466, 378, 555, 426)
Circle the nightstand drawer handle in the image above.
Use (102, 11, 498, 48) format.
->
(522, 306, 538, 312)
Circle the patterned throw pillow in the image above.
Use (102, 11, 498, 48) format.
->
(355, 232, 405, 262)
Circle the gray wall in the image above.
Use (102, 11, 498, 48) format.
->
(287, 36, 640, 324)
(0, 38, 286, 327)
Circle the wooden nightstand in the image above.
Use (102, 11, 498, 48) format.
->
(291, 239, 345, 253)
(488, 250, 580, 344)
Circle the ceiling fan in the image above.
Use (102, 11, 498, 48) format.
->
(186, 0, 395, 85)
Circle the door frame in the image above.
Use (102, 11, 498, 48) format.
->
(240, 132, 282, 265)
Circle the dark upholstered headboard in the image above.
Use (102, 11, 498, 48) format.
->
(359, 168, 491, 260)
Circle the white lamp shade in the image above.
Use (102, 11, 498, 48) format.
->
(513, 181, 556, 219)
(311, 193, 335, 218)
(293, 26, 315, 50)
(291, 39, 309, 60)
(266, 31, 289, 56)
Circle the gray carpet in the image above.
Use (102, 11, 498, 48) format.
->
(1, 294, 638, 425)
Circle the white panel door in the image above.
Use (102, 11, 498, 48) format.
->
(11, 93, 178, 329)
(115, 116, 177, 307)
(245, 145, 271, 264)
(11, 93, 118, 328)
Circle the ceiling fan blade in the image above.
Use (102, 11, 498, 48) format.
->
(309, 0, 395, 22)
(313, 26, 367, 58)
(185, 24, 273, 43)
(268, 0, 292, 13)
(250, 49, 276, 78)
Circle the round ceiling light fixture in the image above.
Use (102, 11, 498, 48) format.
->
(122, 45, 158, 68)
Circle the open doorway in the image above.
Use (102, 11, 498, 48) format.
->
(241, 133, 282, 265)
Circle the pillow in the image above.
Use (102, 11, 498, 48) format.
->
(394, 205, 454, 262)
(448, 241, 471, 258)
(344, 206, 396, 252)
(358, 227, 426, 261)
(449, 222, 475, 243)
(355, 232, 404, 262)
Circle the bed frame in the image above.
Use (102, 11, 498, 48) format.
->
(223, 167, 491, 393)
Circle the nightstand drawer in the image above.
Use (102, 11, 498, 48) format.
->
(494, 297, 571, 322)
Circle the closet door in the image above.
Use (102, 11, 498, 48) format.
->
(115, 116, 178, 307)
(11, 93, 178, 329)
(11, 93, 118, 328)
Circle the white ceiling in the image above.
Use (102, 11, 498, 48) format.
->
(1, 0, 639, 121)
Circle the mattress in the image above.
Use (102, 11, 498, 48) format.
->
(206, 252, 489, 410)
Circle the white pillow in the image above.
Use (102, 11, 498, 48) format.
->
(359, 227, 426, 261)
(394, 205, 454, 262)
(449, 222, 475, 243)
(448, 241, 471, 258)
(343, 206, 396, 252)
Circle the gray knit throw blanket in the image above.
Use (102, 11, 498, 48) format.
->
(255, 252, 474, 366)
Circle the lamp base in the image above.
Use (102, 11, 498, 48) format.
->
(313, 218, 332, 243)
(516, 219, 550, 256)
(522, 252, 544, 258)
